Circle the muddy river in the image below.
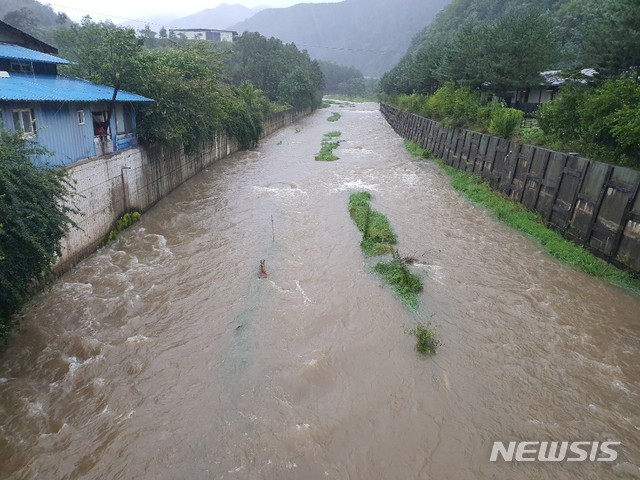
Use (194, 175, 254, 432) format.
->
(1, 103, 639, 479)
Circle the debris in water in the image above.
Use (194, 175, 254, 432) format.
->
(258, 259, 268, 279)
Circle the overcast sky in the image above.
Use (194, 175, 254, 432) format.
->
(48, 1, 343, 25)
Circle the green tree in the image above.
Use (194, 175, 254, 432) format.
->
(581, 0, 640, 78)
(0, 130, 78, 339)
(55, 18, 144, 132)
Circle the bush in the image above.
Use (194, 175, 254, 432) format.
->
(537, 80, 640, 168)
(0, 130, 77, 340)
(489, 107, 523, 138)
(426, 83, 483, 128)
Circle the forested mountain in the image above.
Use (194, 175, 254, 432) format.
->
(381, 0, 640, 94)
(169, 4, 265, 30)
(0, 0, 71, 43)
(229, 0, 453, 77)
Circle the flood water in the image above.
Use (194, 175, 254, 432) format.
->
(1, 103, 639, 480)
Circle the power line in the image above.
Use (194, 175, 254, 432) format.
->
(46, 2, 403, 55)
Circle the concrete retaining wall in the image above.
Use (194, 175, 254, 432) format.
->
(381, 103, 640, 275)
(55, 108, 311, 273)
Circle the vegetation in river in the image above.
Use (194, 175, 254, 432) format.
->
(327, 112, 342, 122)
(348, 192, 397, 256)
(0, 130, 78, 342)
(324, 131, 342, 139)
(409, 324, 440, 355)
(374, 251, 423, 310)
(404, 140, 640, 293)
(348, 192, 423, 309)
(316, 132, 342, 162)
(108, 212, 141, 242)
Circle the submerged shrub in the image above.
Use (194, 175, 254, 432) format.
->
(409, 325, 440, 354)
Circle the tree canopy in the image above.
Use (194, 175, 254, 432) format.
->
(0, 131, 77, 340)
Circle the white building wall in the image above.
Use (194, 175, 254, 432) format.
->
(55, 107, 311, 273)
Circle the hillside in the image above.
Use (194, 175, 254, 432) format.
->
(170, 4, 265, 30)
(229, 0, 453, 77)
(380, 0, 639, 93)
(0, 0, 71, 43)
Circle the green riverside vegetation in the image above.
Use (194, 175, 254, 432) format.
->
(108, 212, 142, 242)
(0, 130, 78, 342)
(404, 140, 640, 293)
(327, 112, 342, 122)
(348, 192, 424, 310)
(381, 1, 640, 169)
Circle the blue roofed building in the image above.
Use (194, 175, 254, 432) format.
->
(0, 20, 153, 166)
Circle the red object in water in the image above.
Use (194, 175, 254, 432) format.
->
(258, 260, 267, 279)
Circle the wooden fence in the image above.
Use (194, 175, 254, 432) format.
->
(380, 103, 640, 276)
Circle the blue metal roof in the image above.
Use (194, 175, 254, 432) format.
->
(0, 73, 153, 102)
(0, 43, 69, 64)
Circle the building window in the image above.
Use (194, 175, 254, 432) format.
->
(115, 105, 133, 134)
(10, 61, 33, 73)
(12, 109, 36, 135)
(92, 111, 109, 136)
(77, 110, 85, 125)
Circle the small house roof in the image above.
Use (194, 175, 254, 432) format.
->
(0, 72, 153, 103)
(0, 43, 70, 64)
(0, 20, 58, 54)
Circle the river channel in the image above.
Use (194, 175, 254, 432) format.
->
(1, 103, 639, 479)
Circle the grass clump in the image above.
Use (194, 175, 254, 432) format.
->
(404, 139, 428, 158)
(348, 192, 423, 309)
(316, 131, 343, 161)
(404, 140, 640, 292)
(108, 211, 141, 242)
(441, 165, 640, 292)
(374, 252, 423, 310)
(348, 192, 397, 256)
(327, 112, 341, 122)
(409, 324, 440, 355)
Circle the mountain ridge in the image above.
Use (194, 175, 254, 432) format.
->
(228, 0, 453, 76)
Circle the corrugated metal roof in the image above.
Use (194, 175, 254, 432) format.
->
(0, 73, 153, 102)
(0, 43, 69, 64)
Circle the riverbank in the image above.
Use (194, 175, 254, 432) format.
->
(381, 103, 640, 278)
(405, 140, 640, 294)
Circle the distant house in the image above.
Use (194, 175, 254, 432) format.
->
(0, 20, 153, 166)
(168, 28, 238, 42)
(508, 69, 598, 115)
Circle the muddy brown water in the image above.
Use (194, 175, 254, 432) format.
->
(1, 103, 639, 480)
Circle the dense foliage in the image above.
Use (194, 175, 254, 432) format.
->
(55, 19, 313, 150)
(381, 0, 640, 168)
(391, 85, 523, 137)
(223, 32, 324, 111)
(318, 61, 366, 95)
(534, 79, 640, 168)
(380, 7, 558, 97)
(0, 130, 77, 340)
